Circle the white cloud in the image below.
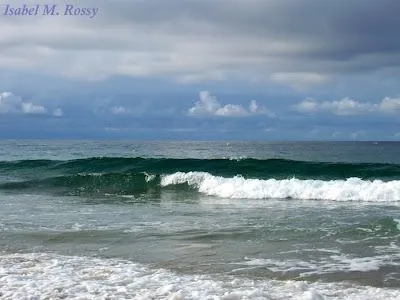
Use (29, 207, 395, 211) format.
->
(350, 131, 366, 139)
(0, 91, 61, 116)
(188, 91, 274, 118)
(264, 127, 276, 132)
(379, 97, 400, 113)
(52, 108, 64, 117)
(21, 102, 47, 114)
(295, 96, 400, 115)
(0, 92, 22, 113)
(332, 131, 343, 138)
(214, 104, 248, 117)
(110, 106, 131, 115)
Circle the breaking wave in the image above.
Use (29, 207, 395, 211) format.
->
(161, 172, 400, 202)
(0, 157, 399, 201)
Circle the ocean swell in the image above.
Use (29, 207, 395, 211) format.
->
(0, 157, 399, 201)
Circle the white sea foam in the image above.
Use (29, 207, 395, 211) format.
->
(143, 172, 156, 182)
(236, 251, 400, 277)
(161, 172, 400, 201)
(77, 172, 104, 176)
(394, 219, 400, 230)
(1, 252, 400, 300)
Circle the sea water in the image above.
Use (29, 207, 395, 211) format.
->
(0, 140, 399, 299)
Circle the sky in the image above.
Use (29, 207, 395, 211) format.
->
(0, 0, 399, 140)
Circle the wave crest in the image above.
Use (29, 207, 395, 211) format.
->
(1, 157, 399, 180)
(161, 172, 400, 201)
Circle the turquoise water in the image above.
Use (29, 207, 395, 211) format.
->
(0, 141, 399, 299)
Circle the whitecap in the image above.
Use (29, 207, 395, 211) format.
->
(161, 172, 400, 202)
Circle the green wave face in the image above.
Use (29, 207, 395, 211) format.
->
(2, 157, 400, 179)
(0, 157, 399, 196)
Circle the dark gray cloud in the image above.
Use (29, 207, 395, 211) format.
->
(2, 0, 400, 87)
(99, 0, 400, 62)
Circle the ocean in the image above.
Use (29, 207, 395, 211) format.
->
(0, 140, 399, 299)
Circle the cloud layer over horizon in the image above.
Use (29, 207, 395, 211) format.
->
(295, 97, 400, 116)
(0, 0, 399, 140)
